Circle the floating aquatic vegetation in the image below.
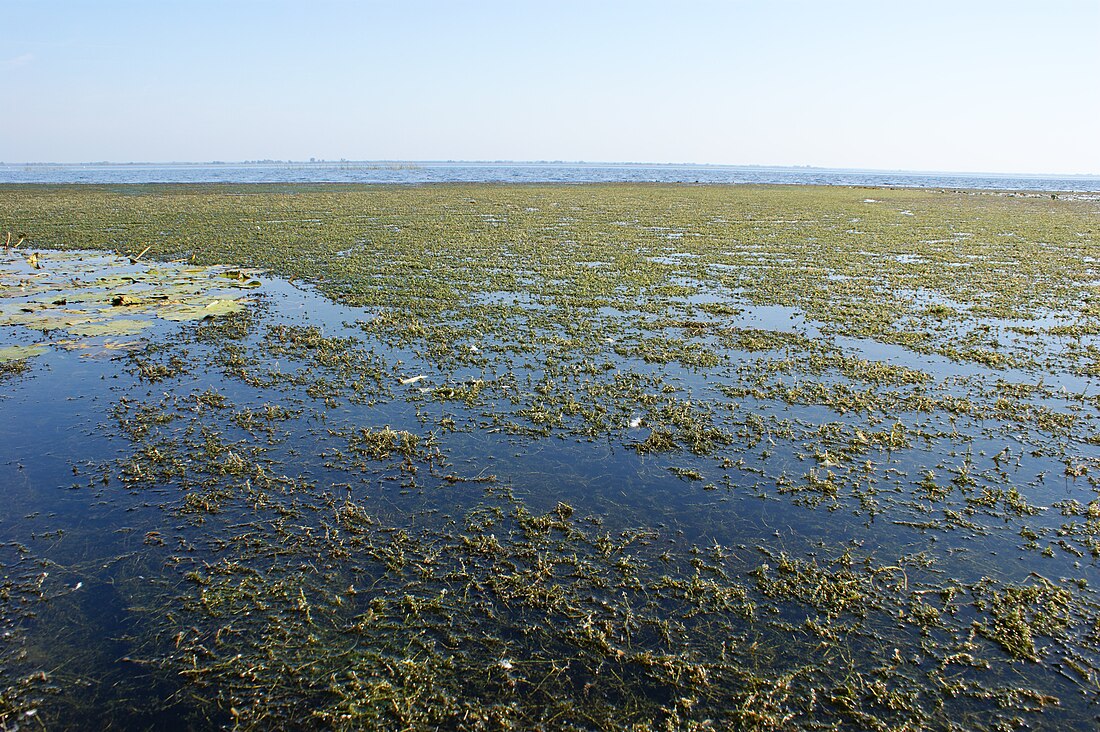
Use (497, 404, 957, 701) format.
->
(0, 248, 259, 360)
(0, 343, 46, 362)
(0, 184, 1098, 729)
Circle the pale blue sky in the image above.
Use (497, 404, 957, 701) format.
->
(2, 0, 1098, 174)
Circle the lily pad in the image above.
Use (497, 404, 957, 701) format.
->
(0, 344, 47, 362)
(55, 338, 147, 357)
(66, 319, 154, 337)
(159, 298, 246, 322)
(1, 249, 259, 357)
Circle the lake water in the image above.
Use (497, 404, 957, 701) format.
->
(3, 161, 1100, 192)
(1, 184, 1098, 729)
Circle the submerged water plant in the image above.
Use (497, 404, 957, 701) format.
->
(0, 183, 1098, 729)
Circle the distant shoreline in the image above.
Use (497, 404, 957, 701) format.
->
(3, 160, 1097, 180)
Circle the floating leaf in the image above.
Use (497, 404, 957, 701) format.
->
(159, 298, 246, 322)
(218, 269, 263, 288)
(0, 343, 47, 362)
(111, 293, 143, 306)
(66, 319, 154, 337)
(60, 338, 146, 358)
(1, 249, 260, 353)
(89, 275, 139, 289)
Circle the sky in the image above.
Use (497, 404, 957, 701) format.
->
(2, 0, 1099, 174)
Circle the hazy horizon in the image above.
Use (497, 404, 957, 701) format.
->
(4, 159, 1099, 180)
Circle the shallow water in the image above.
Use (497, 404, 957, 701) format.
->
(2, 243, 1098, 728)
(3, 179, 1100, 728)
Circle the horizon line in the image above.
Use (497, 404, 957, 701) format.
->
(2, 159, 1098, 179)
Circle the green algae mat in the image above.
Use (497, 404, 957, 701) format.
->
(0, 183, 1098, 729)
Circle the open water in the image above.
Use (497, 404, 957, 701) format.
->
(2, 161, 1100, 191)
